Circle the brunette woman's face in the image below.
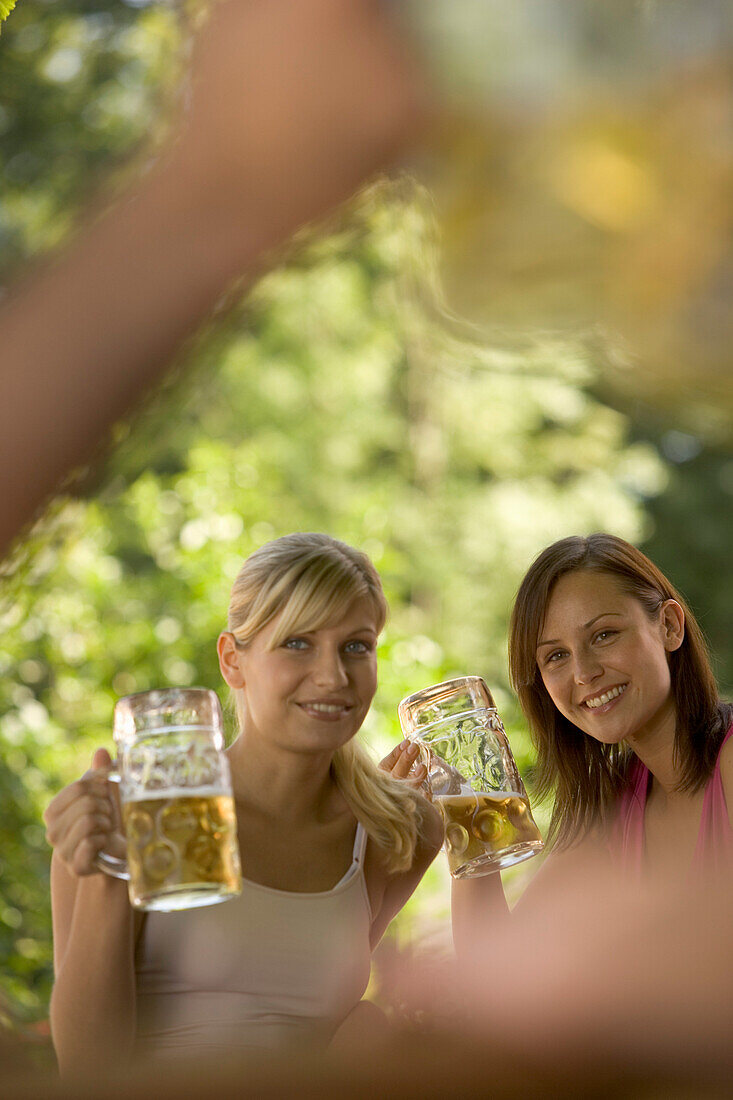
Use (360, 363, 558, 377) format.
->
(218, 595, 379, 756)
(536, 570, 684, 748)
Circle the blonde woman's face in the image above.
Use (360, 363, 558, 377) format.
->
(219, 595, 379, 755)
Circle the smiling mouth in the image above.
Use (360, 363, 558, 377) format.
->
(297, 702, 353, 718)
(582, 684, 628, 710)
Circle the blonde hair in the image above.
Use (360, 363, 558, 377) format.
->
(227, 532, 427, 873)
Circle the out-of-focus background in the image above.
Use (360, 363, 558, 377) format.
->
(0, 0, 731, 1055)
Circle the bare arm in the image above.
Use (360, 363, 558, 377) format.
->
(377, 743, 609, 956)
(371, 742, 443, 945)
(450, 825, 615, 956)
(49, 858, 137, 1080)
(44, 749, 138, 1080)
(379, 741, 510, 955)
(450, 871, 509, 958)
(368, 801, 443, 949)
(0, 0, 425, 555)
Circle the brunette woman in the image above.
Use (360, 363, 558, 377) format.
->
(391, 533, 733, 945)
(509, 533, 732, 878)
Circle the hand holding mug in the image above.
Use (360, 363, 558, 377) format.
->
(379, 739, 430, 793)
(44, 748, 125, 877)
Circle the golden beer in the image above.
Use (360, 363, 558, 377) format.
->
(122, 789, 242, 911)
(437, 790, 543, 877)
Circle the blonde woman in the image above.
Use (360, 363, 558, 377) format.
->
(44, 533, 442, 1077)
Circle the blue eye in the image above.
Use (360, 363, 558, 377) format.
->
(283, 637, 309, 651)
(344, 639, 372, 655)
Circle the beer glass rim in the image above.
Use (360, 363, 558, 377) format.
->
(116, 686, 218, 708)
(113, 687, 224, 745)
(398, 675, 497, 735)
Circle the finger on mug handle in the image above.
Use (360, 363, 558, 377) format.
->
(379, 742, 406, 770)
(91, 746, 113, 771)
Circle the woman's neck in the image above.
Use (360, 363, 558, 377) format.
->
(625, 697, 682, 798)
(226, 733, 343, 824)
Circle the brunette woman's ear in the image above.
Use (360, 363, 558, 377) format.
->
(660, 600, 685, 652)
(217, 632, 246, 689)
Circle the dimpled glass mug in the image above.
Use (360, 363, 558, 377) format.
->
(398, 676, 543, 877)
(96, 688, 242, 911)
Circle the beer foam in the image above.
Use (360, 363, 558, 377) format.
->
(437, 787, 525, 803)
(123, 786, 231, 803)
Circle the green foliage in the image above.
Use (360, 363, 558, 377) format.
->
(1, 0, 19, 29)
(0, 182, 664, 1019)
(640, 431, 733, 696)
(6, 0, 723, 1033)
(0, 0, 180, 272)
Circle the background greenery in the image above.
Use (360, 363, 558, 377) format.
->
(1, 0, 731, 1035)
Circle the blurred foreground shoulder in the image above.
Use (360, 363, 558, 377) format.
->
(515, 827, 612, 911)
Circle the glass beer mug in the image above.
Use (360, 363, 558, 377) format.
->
(96, 687, 242, 911)
(398, 676, 543, 877)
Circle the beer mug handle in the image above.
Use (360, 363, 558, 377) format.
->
(94, 763, 129, 881)
(417, 743, 434, 799)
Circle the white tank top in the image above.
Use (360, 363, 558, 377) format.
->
(135, 824, 372, 1058)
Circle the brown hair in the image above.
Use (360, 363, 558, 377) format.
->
(509, 533, 731, 848)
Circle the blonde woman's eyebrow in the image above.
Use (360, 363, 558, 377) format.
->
(298, 624, 377, 638)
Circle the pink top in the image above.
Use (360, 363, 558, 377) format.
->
(612, 725, 733, 876)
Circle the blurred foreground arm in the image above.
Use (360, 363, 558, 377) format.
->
(397, 856, 733, 1089)
(0, 0, 426, 556)
(451, 871, 509, 957)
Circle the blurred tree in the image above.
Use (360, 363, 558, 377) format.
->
(624, 407, 733, 695)
(0, 179, 665, 1022)
(0, 0, 180, 274)
(409, 0, 733, 413)
(1, 0, 19, 30)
